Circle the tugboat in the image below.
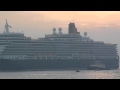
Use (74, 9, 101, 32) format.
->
(87, 61, 107, 70)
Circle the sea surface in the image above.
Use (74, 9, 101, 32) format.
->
(0, 69, 120, 79)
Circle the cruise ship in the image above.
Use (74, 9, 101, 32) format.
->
(0, 20, 119, 71)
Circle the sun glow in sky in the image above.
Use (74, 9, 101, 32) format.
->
(0, 11, 120, 56)
(1, 11, 120, 28)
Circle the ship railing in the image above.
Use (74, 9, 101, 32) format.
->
(0, 32, 22, 35)
(94, 41, 104, 43)
(22, 53, 119, 60)
(0, 53, 118, 59)
(31, 39, 38, 41)
(0, 56, 118, 60)
(105, 43, 112, 45)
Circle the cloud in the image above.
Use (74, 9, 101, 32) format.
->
(81, 23, 88, 26)
(94, 24, 110, 28)
(1, 11, 120, 29)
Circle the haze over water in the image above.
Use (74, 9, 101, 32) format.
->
(0, 70, 119, 79)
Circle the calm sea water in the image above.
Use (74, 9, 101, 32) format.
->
(0, 69, 120, 79)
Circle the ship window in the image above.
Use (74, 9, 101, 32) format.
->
(116, 57, 119, 59)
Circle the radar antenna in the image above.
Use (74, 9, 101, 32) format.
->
(5, 19, 12, 33)
(84, 32, 87, 37)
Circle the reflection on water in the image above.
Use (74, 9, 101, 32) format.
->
(0, 70, 119, 79)
(85, 70, 118, 79)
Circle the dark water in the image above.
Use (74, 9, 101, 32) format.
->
(0, 69, 120, 79)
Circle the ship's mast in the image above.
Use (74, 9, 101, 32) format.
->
(5, 19, 12, 33)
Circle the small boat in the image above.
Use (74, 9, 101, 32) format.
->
(76, 70, 80, 72)
(87, 61, 107, 70)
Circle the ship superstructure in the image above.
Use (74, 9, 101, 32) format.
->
(0, 20, 119, 70)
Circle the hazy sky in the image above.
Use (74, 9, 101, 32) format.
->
(0, 11, 120, 55)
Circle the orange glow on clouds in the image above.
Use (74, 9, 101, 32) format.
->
(16, 11, 120, 28)
(1, 11, 120, 31)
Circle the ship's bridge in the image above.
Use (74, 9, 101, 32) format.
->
(0, 32, 24, 36)
(44, 26, 93, 41)
(45, 32, 93, 41)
